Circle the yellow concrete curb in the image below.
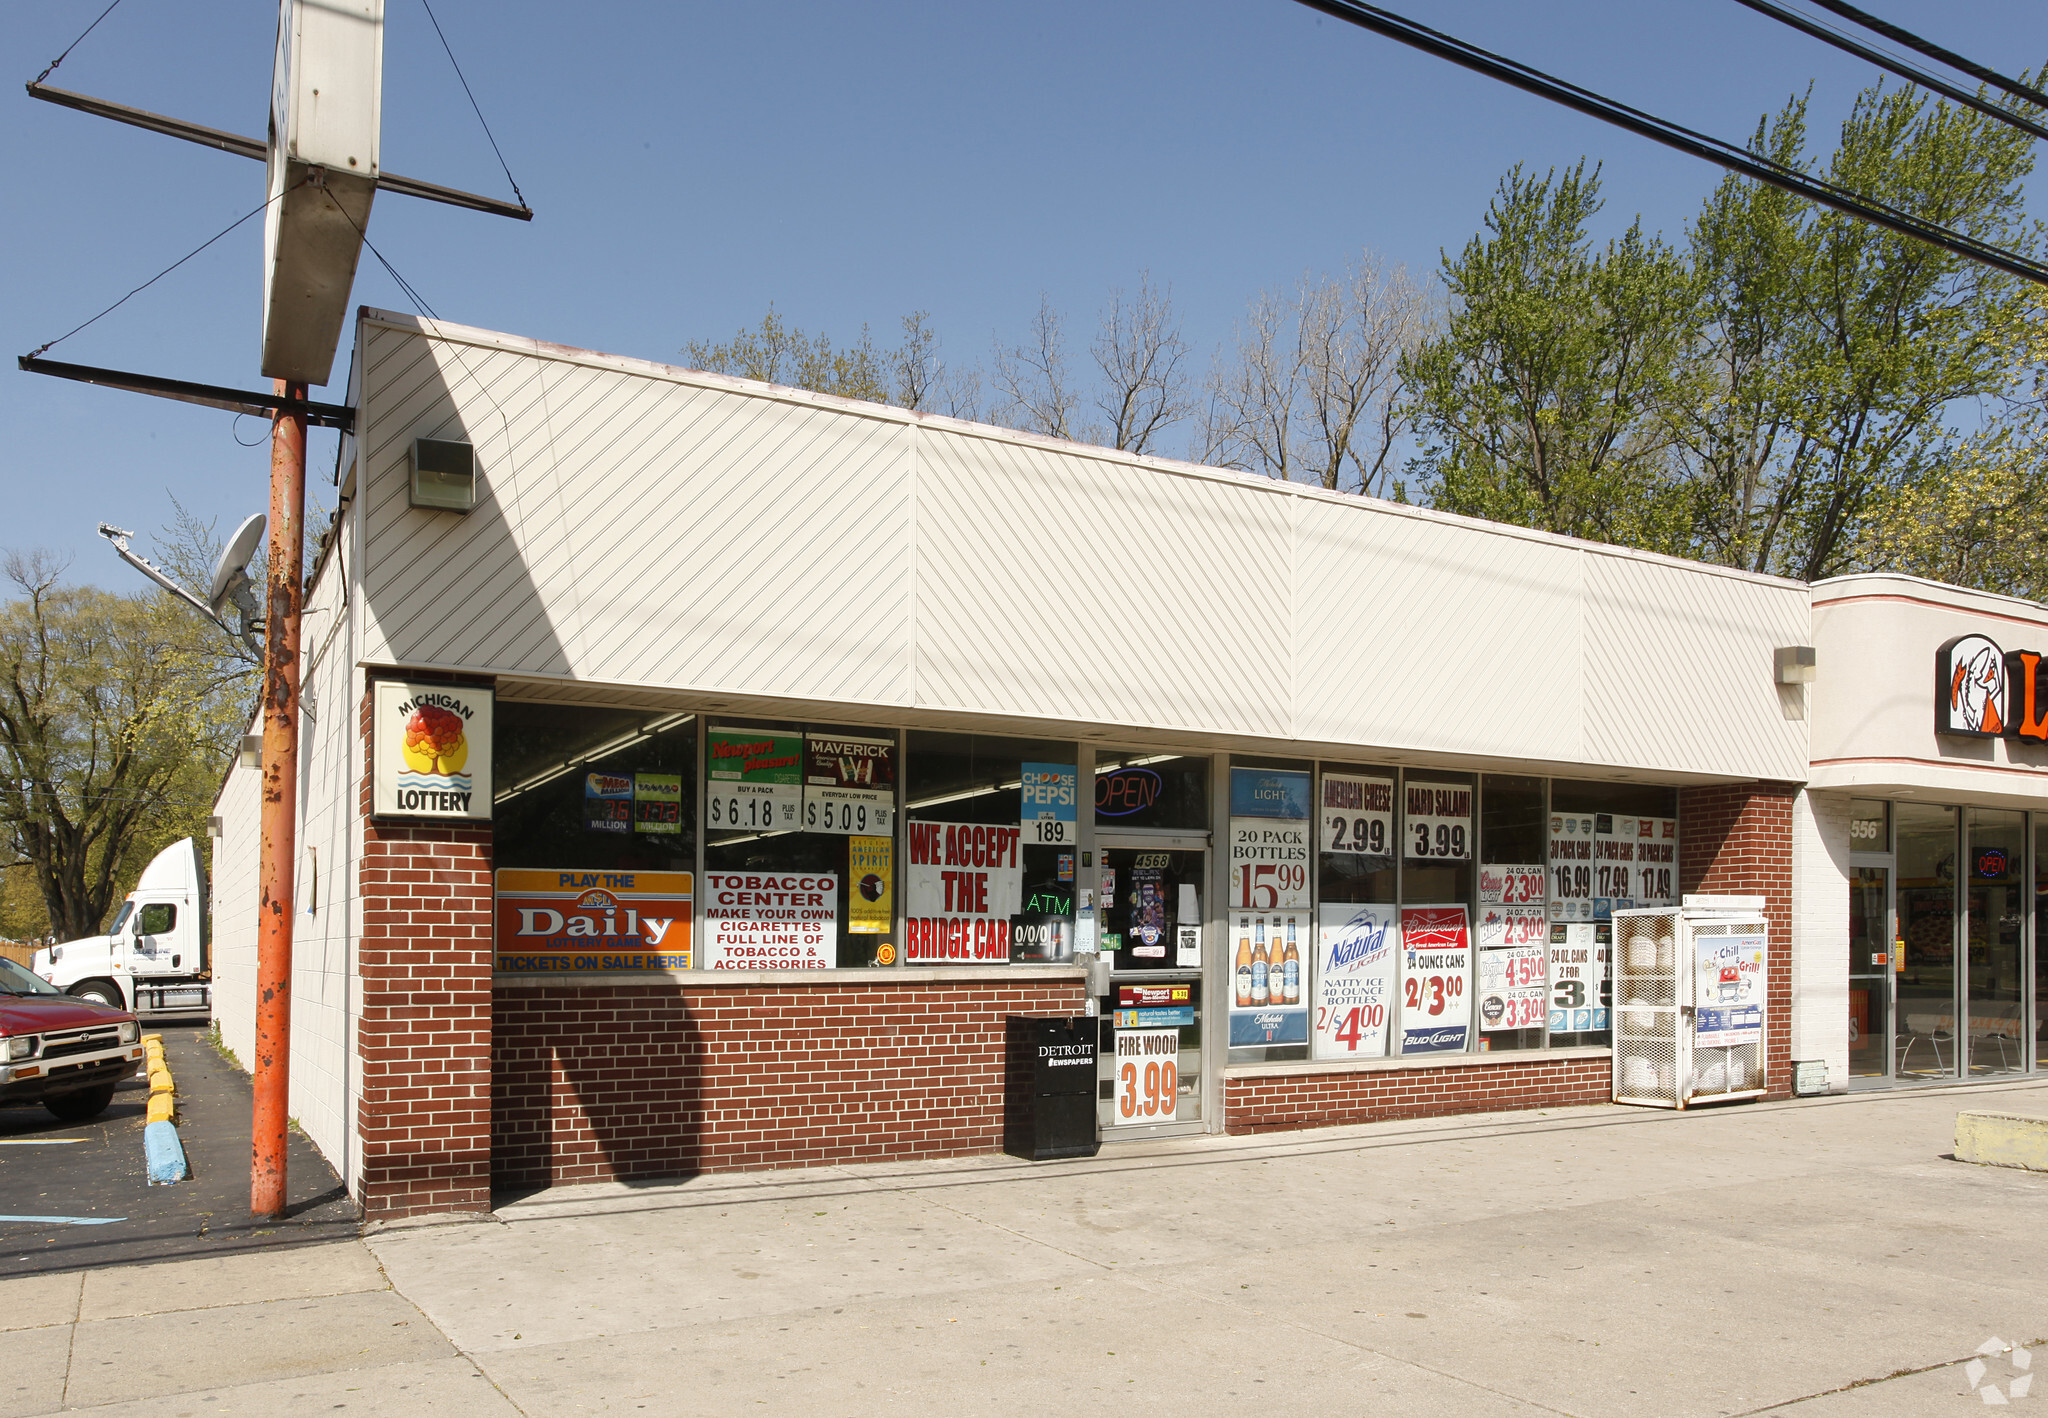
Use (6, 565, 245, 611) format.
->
(148, 1068, 175, 1095)
(1956, 1111, 2048, 1172)
(145, 1092, 175, 1124)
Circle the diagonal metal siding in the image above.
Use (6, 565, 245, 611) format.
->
(1582, 553, 1808, 778)
(1293, 499, 1584, 761)
(355, 314, 1810, 781)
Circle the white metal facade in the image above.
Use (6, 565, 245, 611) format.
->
(351, 310, 1809, 783)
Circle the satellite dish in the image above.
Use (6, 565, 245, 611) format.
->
(208, 513, 266, 614)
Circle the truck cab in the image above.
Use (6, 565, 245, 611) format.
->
(33, 838, 211, 1016)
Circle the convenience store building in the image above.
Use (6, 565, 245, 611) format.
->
(212, 308, 1862, 1219)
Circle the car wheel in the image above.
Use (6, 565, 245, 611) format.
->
(72, 982, 122, 1009)
(46, 1084, 117, 1122)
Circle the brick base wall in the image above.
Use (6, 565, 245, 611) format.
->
(1224, 1054, 1613, 1135)
(1679, 780, 1797, 1101)
(492, 979, 1087, 1189)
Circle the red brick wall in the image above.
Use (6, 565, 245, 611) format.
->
(492, 979, 1087, 1188)
(1225, 1054, 1613, 1135)
(1678, 780, 1796, 1100)
(356, 685, 495, 1220)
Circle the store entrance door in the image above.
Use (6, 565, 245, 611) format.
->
(1848, 866, 1892, 1078)
(1096, 841, 1206, 1136)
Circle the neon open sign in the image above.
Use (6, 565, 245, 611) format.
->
(1096, 768, 1162, 817)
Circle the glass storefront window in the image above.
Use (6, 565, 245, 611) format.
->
(1397, 772, 1475, 1056)
(1895, 803, 1958, 1079)
(1848, 866, 1891, 1077)
(1479, 776, 1546, 1053)
(495, 704, 698, 872)
(1850, 799, 1891, 854)
(1095, 752, 1209, 831)
(2037, 814, 2048, 1072)
(704, 721, 899, 969)
(1965, 809, 2026, 1076)
(904, 733, 1078, 965)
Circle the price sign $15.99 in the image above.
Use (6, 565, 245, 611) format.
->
(1232, 862, 1307, 910)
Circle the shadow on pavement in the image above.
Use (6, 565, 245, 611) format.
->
(0, 1020, 359, 1274)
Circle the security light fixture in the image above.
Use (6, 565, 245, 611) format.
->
(410, 437, 476, 511)
(1775, 646, 1817, 684)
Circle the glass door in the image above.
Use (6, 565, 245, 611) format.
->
(1096, 843, 1206, 1131)
(1847, 866, 1892, 1077)
(1895, 804, 1959, 1080)
(1966, 810, 2027, 1075)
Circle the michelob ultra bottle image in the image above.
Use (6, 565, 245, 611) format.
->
(1251, 919, 1270, 1006)
(1235, 930, 1253, 1007)
(1283, 924, 1301, 1005)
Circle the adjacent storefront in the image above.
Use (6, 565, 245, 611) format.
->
(208, 309, 1818, 1219)
(1809, 576, 2048, 1087)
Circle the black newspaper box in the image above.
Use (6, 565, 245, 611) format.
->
(1002, 1016, 1099, 1161)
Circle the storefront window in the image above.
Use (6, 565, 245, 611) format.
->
(1966, 809, 2026, 1076)
(904, 733, 1078, 966)
(1545, 781, 1675, 1048)
(1310, 764, 1398, 1064)
(2036, 814, 2048, 1072)
(1226, 760, 1311, 1064)
(1094, 752, 1209, 832)
(1895, 803, 1957, 1079)
(1397, 771, 1475, 1056)
(492, 704, 698, 974)
(704, 722, 899, 969)
(1478, 776, 1546, 1053)
(1851, 799, 1891, 854)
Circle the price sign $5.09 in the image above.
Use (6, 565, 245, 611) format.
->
(802, 797, 890, 835)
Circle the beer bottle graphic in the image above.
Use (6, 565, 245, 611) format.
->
(1251, 919, 1270, 1006)
(1283, 921, 1301, 1005)
(1234, 928, 1253, 1007)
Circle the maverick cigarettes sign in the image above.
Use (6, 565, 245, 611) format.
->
(372, 680, 493, 819)
(1936, 634, 2048, 740)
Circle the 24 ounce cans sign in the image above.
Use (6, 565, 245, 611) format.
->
(372, 680, 493, 820)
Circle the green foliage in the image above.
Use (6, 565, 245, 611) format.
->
(0, 546, 252, 941)
(684, 305, 962, 410)
(1402, 162, 1696, 554)
(1403, 77, 2044, 588)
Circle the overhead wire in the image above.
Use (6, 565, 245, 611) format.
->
(1287, 0, 2048, 290)
(29, 0, 126, 87)
(416, 0, 529, 212)
(1806, 0, 2048, 113)
(1727, 0, 2048, 144)
(23, 177, 308, 360)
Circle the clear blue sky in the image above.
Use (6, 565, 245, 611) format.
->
(6, 0, 2045, 584)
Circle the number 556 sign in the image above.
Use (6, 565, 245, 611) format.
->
(1229, 819, 1310, 908)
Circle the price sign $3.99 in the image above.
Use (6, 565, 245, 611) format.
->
(1115, 1053, 1178, 1124)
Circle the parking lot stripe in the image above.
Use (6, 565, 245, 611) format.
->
(0, 1214, 126, 1225)
(0, 1140, 87, 1145)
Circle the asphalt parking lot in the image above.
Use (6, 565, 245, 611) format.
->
(0, 1019, 358, 1274)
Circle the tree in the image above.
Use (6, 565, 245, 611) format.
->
(1090, 274, 1195, 455)
(1677, 84, 2040, 580)
(685, 306, 982, 417)
(991, 295, 1081, 441)
(1204, 255, 1435, 494)
(0, 551, 250, 941)
(1402, 162, 1697, 551)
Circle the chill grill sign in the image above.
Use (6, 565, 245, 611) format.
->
(371, 680, 492, 819)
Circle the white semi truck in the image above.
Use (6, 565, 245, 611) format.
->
(33, 838, 211, 1016)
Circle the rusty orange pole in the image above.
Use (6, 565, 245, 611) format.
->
(253, 378, 307, 1219)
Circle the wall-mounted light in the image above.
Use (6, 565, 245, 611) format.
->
(1775, 646, 1817, 684)
(410, 437, 476, 511)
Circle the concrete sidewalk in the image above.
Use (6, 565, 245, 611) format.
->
(8, 1077, 2047, 1415)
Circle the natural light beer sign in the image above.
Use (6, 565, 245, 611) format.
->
(1936, 634, 2048, 740)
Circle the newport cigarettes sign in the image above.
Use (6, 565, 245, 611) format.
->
(371, 680, 493, 819)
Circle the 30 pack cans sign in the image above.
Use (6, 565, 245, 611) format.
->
(372, 680, 493, 820)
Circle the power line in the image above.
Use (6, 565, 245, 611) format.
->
(416, 0, 529, 213)
(1728, 0, 2048, 145)
(1806, 0, 2048, 113)
(1288, 0, 2048, 290)
(29, 0, 125, 87)
(24, 179, 305, 360)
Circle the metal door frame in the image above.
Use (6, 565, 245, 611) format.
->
(1848, 845, 1896, 1083)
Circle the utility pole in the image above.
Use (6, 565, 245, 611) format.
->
(252, 380, 307, 1219)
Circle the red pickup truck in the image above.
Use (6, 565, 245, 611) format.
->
(1, 955, 144, 1121)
